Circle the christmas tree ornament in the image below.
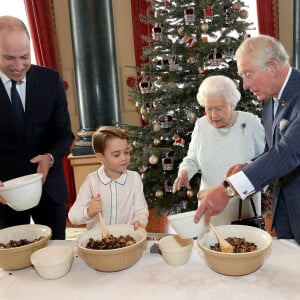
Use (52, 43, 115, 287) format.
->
(140, 104, 148, 116)
(149, 154, 159, 165)
(164, 180, 173, 193)
(224, 5, 230, 25)
(141, 173, 146, 180)
(184, 6, 195, 25)
(152, 23, 164, 41)
(186, 189, 194, 198)
(158, 114, 173, 128)
(182, 34, 197, 47)
(139, 74, 153, 94)
(132, 140, 138, 148)
(173, 133, 185, 147)
(162, 156, 174, 171)
(204, 6, 213, 20)
(187, 56, 198, 64)
(233, 1, 241, 10)
(239, 9, 249, 19)
(201, 22, 209, 33)
(153, 122, 161, 132)
(169, 55, 180, 71)
(187, 110, 197, 123)
(178, 26, 185, 36)
(155, 189, 164, 198)
(207, 47, 223, 67)
(153, 138, 161, 146)
(157, 55, 169, 70)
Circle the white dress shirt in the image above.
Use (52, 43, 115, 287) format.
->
(68, 166, 149, 229)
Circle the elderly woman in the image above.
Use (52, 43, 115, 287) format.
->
(173, 75, 265, 226)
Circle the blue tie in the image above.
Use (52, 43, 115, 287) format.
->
(11, 80, 25, 127)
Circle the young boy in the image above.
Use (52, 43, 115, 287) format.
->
(68, 126, 149, 229)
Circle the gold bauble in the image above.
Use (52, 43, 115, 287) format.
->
(153, 138, 161, 146)
(178, 26, 185, 36)
(201, 22, 208, 33)
(132, 140, 138, 147)
(155, 189, 164, 198)
(140, 105, 148, 116)
(233, 2, 241, 10)
(239, 9, 249, 20)
(149, 154, 159, 165)
(186, 189, 194, 198)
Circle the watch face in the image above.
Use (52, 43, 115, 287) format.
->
(226, 187, 235, 197)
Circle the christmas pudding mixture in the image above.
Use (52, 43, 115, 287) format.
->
(86, 234, 136, 250)
(210, 237, 257, 253)
(0, 237, 43, 248)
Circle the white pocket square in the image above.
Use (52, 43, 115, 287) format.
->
(279, 119, 289, 131)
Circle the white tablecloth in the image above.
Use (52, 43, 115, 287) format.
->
(1, 238, 300, 300)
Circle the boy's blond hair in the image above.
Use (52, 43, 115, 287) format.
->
(92, 126, 129, 154)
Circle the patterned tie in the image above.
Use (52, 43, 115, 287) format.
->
(11, 80, 25, 127)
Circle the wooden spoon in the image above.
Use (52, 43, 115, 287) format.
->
(89, 181, 110, 240)
(209, 222, 234, 253)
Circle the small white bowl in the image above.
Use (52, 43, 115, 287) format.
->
(0, 173, 43, 211)
(159, 234, 193, 266)
(31, 245, 74, 280)
(167, 210, 208, 239)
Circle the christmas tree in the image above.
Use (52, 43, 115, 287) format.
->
(125, 0, 261, 216)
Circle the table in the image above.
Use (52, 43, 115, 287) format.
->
(1, 239, 300, 300)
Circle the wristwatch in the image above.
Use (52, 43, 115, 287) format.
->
(222, 180, 236, 197)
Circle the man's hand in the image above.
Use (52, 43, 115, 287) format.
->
(226, 163, 246, 178)
(173, 170, 191, 193)
(30, 154, 52, 184)
(194, 183, 231, 225)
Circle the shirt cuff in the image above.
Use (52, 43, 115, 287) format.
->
(228, 171, 255, 200)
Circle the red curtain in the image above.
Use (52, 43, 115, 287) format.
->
(23, 0, 76, 207)
(256, 0, 279, 38)
(130, 0, 151, 66)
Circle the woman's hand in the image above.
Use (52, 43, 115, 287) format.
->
(173, 170, 190, 193)
(87, 194, 102, 218)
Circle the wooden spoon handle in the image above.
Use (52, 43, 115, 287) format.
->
(89, 181, 110, 239)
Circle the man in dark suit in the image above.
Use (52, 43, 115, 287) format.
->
(194, 35, 300, 244)
(0, 16, 74, 239)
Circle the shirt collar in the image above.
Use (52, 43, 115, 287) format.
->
(276, 66, 292, 100)
(0, 71, 26, 85)
(97, 165, 127, 185)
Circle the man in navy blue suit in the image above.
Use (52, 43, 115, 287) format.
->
(195, 35, 300, 244)
(0, 16, 74, 239)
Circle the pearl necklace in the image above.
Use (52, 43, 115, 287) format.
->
(217, 111, 236, 136)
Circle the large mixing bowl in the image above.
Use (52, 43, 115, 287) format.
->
(197, 224, 272, 276)
(77, 224, 147, 272)
(0, 224, 52, 270)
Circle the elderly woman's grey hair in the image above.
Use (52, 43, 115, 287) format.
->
(235, 35, 289, 70)
(196, 75, 241, 108)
